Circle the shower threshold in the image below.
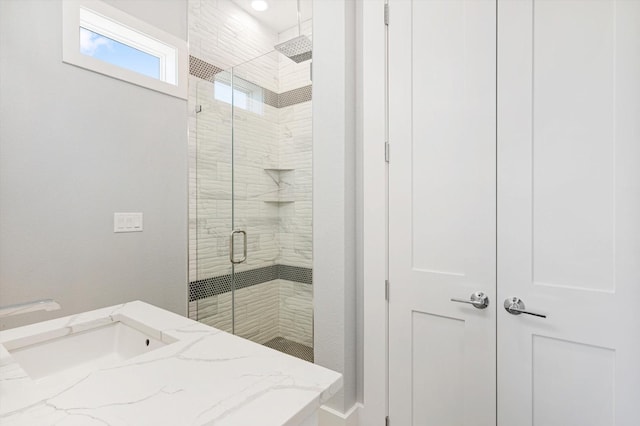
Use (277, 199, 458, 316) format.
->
(263, 337, 313, 363)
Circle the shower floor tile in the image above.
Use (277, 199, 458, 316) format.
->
(263, 337, 314, 363)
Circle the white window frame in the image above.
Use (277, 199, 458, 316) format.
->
(62, 0, 188, 99)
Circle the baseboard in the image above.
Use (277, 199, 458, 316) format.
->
(319, 403, 362, 426)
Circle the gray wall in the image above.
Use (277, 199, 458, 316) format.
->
(313, 0, 358, 414)
(0, 0, 188, 330)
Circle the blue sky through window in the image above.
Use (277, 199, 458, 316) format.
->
(79, 27, 160, 80)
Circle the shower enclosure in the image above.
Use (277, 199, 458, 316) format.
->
(190, 49, 313, 362)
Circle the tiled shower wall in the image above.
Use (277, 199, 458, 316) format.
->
(277, 22, 313, 270)
(188, 0, 313, 350)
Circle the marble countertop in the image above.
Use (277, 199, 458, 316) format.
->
(0, 301, 342, 425)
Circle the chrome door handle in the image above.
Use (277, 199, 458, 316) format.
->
(450, 291, 489, 309)
(229, 230, 247, 264)
(503, 297, 546, 318)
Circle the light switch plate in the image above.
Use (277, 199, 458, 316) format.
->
(114, 212, 143, 233)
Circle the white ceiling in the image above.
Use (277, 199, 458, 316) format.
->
(231, 0, 312, 34)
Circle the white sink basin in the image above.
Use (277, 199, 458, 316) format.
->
(4, 320, 170, 380)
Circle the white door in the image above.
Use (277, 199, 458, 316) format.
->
(389, 0, 640, 425)
(497, 1, 640, 425)
(388, 1, 497, 425)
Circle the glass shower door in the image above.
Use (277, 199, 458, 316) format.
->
(231, 51, 314, 362)
(230, 52, 282, 345)
(194, 49, 314, 362)
(193, 71, 234, 334)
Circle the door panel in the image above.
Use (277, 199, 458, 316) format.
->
(412, 312, 465, 426)
(532, 336, 615, 426)
(531, 0, 615, 292)
(497, 1, 640, 425)
(389, 1, 497, 425)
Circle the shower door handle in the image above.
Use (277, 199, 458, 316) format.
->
(230, 230, 247, 264)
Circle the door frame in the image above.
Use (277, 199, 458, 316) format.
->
(360, 0, 389, 425)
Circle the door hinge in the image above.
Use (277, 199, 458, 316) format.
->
(385, 279, 390, 301)
(385, 141, 390, 162)
(384, 4, 389, 26)
(385, 415, 390, 426)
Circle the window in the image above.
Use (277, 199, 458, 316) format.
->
(214, 78, 264, 115)
(63, 0, 187, 99)
(79, 28, 161, 80)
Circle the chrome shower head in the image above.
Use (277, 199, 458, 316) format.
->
(275, 0, 312, 63)
(275, 35, 312, 63)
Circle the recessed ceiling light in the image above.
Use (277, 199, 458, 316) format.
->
(251, 0, 268, 11)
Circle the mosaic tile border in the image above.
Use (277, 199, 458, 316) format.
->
(188, 55, 312, 108)
(278, 85, 312, 108)
(189, 264, 312, 302)
(278, 264, 313, 284)
(189, 56, 224, 81)
(262, 88, 280, 109)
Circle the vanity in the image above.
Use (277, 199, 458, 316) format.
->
(0, 301, 342, 425)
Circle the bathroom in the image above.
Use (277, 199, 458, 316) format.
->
(1, 0, 639, 425)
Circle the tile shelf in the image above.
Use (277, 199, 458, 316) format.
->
(263, 168, 295, 203)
